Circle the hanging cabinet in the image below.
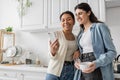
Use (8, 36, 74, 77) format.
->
(20, 0, 106, 32)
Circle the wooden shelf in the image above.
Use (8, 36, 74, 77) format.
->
(0, 30, 15, 62)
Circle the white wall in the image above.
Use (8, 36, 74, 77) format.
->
(106, 7, 120, 55)
(14, 31, 49, 66)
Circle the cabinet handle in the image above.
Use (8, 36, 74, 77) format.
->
(20, 73, 24, 80)
(4, 73, 8, 76)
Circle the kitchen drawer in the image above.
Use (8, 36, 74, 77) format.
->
(0, 77, 17, 80)
(18, 71, 46, 80)
(0, 71, 17, 78)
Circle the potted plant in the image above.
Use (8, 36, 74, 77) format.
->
(5, 26, 13, 32)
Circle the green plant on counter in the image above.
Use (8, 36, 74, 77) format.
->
(5, 26, 13, 32)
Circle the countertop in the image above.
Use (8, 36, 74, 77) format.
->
(0, 64, 47, 73)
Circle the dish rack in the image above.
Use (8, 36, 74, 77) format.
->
(0, 29, 15, 62)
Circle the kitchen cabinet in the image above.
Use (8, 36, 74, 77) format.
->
(0, 70, 17, 80)
(0, 65, 47, 80)
(48, 0, 105, 29)
(88, 0, 106, 22)
(47, 0, 79, 29)
(21, 0, 47, 32)
(18, 71, 46, 80)
(21, 0, 80, 32)
(0, 0, 105, 32)
(21, 0, 106, 32)
(0, 70, 46, 80)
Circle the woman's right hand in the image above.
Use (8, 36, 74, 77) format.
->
(50, 39, 59, 56)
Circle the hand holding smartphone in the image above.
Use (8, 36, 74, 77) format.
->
(48, 32, 56, 43)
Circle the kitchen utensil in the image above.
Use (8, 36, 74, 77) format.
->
(15, 46, 22, 57)
(114, 54, 120, 73)
(6, 46, 16, 58)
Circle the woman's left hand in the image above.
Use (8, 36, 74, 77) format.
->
(73, 50, 80, 59)
(82, 62, 96, 73)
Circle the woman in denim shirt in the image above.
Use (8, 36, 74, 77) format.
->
(74, 3, 117, 80)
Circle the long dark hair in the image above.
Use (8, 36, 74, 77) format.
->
(74, 3, 102, 28)
(60, 11, 75, 25)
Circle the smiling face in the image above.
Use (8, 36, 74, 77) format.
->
(75, 9, 91, 25)
(60, 14, 75, 32)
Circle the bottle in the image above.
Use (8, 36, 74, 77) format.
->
(26, 52, 32, 64)
(35, 56, 40, 65)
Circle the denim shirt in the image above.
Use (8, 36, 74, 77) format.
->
(74, 23, 117, 80)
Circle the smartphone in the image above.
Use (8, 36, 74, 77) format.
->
(48, 32, 56, 43)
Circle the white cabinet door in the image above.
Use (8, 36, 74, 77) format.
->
(48, 0, 61, 29)
(48, 0, 80, 29)
(18, 72, 46, 80)
(21, 0, 106, 31)
(0, 70, 17, 80)
(68, 0, 80, 29)
(21, 0, 47, 31)
(88, 0, 106, 22)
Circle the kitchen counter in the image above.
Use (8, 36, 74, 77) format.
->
(0, 64, 47, 80)
(0, 64, 47, 72)
(0, 64, 120, 79)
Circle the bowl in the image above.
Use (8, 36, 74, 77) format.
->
(80, 62, 91, 71)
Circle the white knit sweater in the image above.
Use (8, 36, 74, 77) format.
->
(47, 30, 77, 76)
